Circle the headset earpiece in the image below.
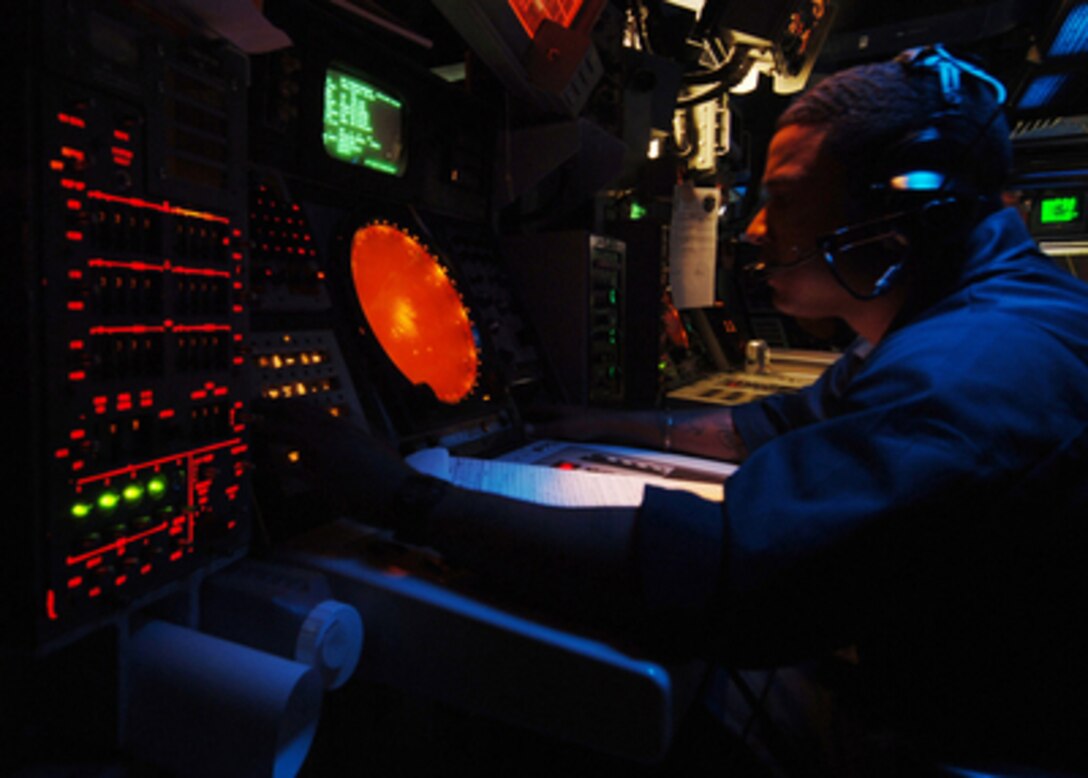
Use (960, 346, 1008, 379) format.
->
(871, 44, 1007, 214)
(817, 44, 1008, 299)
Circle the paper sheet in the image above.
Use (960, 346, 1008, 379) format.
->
(668, 183, 720, 309)
(407, 448, 723, 506)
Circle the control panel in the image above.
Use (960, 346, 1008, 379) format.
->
(8, 0, 251, 650)
(502, 231, 629, 405)
(249, 178, 332, 313)
(251, 330, 365, 418)
(588, 235, 626, 404)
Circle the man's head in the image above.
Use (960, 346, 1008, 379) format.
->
(777, 48, 1011, 212)
(744, 49, 1011, 342)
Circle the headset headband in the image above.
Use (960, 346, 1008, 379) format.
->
(895, 43, 1008, 107)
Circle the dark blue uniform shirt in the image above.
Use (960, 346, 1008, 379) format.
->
(638, 207, 1088, 767)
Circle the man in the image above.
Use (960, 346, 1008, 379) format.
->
(269, 48, 1088, 774)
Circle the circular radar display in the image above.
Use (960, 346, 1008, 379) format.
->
(350, 223, 479, 404)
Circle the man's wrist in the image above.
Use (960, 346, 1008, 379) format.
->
(660, 410, 674, 452)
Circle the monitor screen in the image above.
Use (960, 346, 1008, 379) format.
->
(323, 66, 405, 175)
(1039, 194, 1082, 225)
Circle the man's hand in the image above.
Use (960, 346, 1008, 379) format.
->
(252, 401, 414, 526)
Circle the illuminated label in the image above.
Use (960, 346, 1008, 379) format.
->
(1049, 4, 1088, 57)
(1017, 74, 1069, 111)
(1039, 196, 1082, 225)
(323, 68, 405, 175)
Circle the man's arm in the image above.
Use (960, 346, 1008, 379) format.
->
(668, 407, 748, 462)
(402, 477, 724, 642)
(527, 406, 748, 463)
(260, 403, 651, 627)
(414, 482, 645, 628)
(259, 402, 726, 638)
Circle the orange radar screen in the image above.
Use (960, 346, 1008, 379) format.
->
(350, 223, 479, 404)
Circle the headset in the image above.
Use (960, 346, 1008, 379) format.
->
(748, 44, 1009, 300)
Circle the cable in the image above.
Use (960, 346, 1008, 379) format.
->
(724, 668, 781, 772)
(676, 54, 755, 108)
(727, 669, 779, 741)
(628, 0, 653, 54)
(683, 44, 752, 85)
(739, 670, 778, 744)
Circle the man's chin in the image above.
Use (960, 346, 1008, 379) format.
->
(770, 295, 800, 317)
(771, 291, 825, 320)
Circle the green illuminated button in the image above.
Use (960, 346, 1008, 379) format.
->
(71, 501, 93, 520)
(147, 476, 168, 499)
(123, 483, 144, 503)
(98, 491, 120, 512)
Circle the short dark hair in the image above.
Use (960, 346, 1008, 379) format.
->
(777, 56, 1012, 203)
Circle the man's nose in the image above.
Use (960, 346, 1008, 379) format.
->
(743, 207, 768, 246)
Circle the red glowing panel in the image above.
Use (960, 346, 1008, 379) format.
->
(508, 0, 583, 37)
(350, 223, 478, 404)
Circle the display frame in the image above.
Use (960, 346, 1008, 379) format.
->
(321, 61, 408, 177)
(348, 220, 480, 405)
(1031, 189, 1088, 237)
(248, 0, 495, 222)
(326, 203, 518, 453)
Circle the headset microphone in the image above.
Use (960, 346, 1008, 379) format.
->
(743, 247, 823, 284)
(870, 262, 903, 297)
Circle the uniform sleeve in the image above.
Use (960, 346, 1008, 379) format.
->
(637, 318, 1083, 666)
(731, 339, 869, 451)
(721, 318, 1085, 664)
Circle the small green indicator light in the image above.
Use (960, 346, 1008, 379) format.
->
(630, 201, 648, 221)
(608, 289, 618, 305)
(363, 159, 400, 175)
(98, 491, 120, 511)
(1039, 196, 1081, 224)
(148, 476, 168, 499)
(658, 360, 668, 371)
(71, 502, 93, 519)
(123, 483, 144, 503)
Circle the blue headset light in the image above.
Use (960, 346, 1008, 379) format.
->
(1017, 74, 1070, 110)
(890, 171, 945, 191)
(1048, 3, 1088, 57)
